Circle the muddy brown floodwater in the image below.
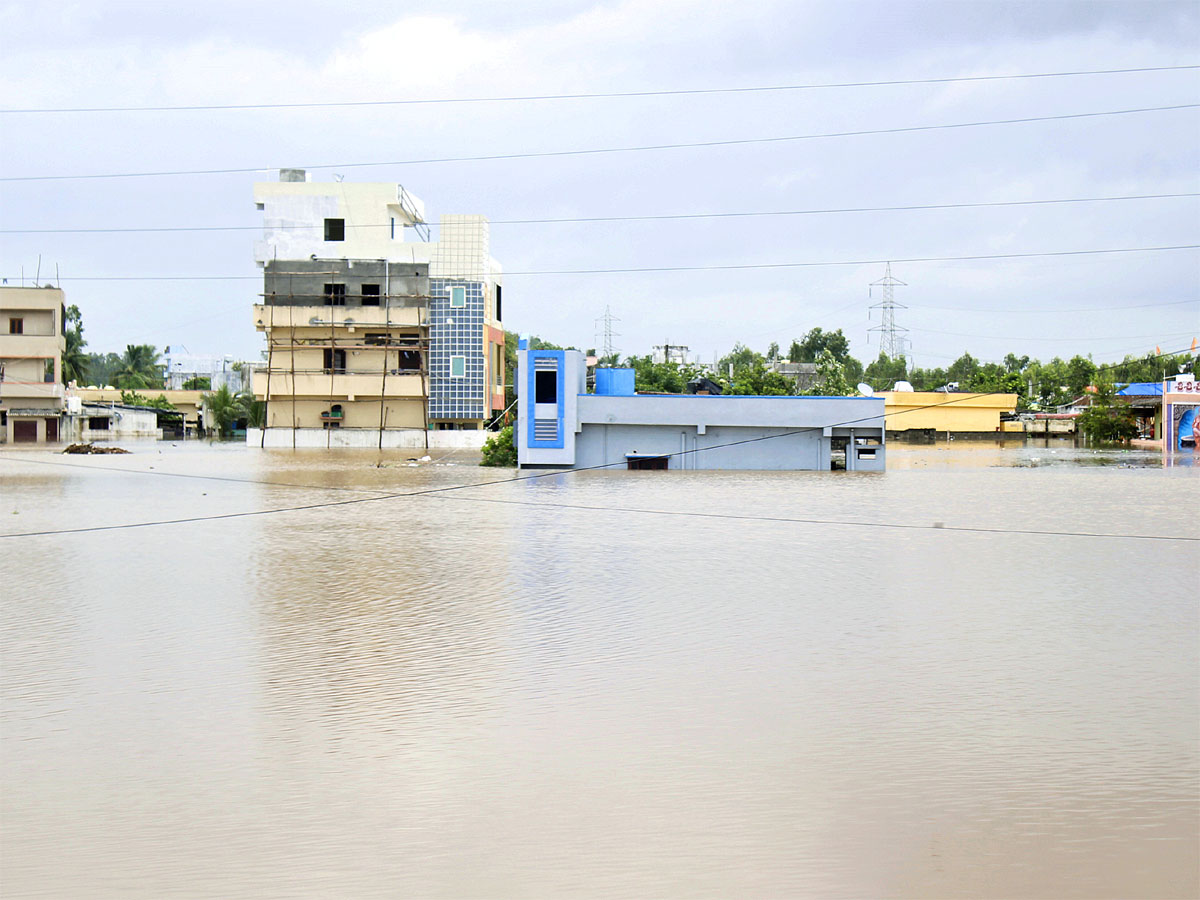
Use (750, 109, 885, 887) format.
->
(1, 440, 1197, 899)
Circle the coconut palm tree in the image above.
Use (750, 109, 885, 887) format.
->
(61, 305, 89, 385)
(236, 390, 265, 429)
(203, 384, 239, 438)
(113, 344, 163, 390)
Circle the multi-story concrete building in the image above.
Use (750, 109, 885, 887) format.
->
(250, 170, 506, 448)
(0, 286, 67, 443)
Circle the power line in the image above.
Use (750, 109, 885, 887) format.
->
(908, 327, 1198, 342)
(4, 192, 1194, 235)
(5, 65, 1195, 115)
(4, 104, 1196, 182)
(432, 495, 1198, 543)
(504, 245, 1200, 275)
(1, 345, 1194, 540)
(916, 298, 1199, 313)
(7, 244, 1197, 283)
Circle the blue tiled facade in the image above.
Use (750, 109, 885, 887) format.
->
(427, 279, 486, 420)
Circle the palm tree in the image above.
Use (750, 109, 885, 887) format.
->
(61, 305, 89, 385)
(236, 390, 265, 429)
(113, 344, 163, 390)
(203, 384, 239, 438)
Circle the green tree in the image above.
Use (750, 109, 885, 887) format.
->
(1065, 355, 1097, 397)
(114, 344, 163, 390)
(864, 353, 908, 391)
(787, 339, 803, 363)
(120, 390, 175, 410)
(61, 304, 89, 384)
(767, 341, 780, 361)
(84, 351, 122, 387)
(716, 343, 763, 379)
(807, 348, 851, 396)
(182, 375, 211, 390)
(480, 425, 518, 467)
(1077, 375, 1137, 443)
(727, 361, 793, 395)
(236, 390, 264, 429)
(794, 327, 851, 364)
(945, 352, 980, 386)
(624, 355, 706, 393)
(203, 384, 239, 437)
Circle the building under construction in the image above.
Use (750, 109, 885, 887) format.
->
(250, 171, 506, 448)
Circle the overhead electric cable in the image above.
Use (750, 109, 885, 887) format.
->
(3, 64, 1195, 114)
(4, 192, 1194, 234)
(7, 244, 1197, 283)
(2, 345, 1194, 541)
(3, 104, 1195, 182)
(908, 327, 1198, 342)
(431, 495, 1199, 543)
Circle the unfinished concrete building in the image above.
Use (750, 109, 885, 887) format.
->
(250, 171, 506, 448)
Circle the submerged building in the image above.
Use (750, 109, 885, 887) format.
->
(516, 344, 886, 471)
(250, 170, 506, 448)
(0, 285, 67, 443)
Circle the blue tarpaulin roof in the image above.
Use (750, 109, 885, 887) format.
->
(1116, 382, 1163, 396)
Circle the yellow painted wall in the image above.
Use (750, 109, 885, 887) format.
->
(74, 388, 205, 420)
(877, 392, 1018, 432)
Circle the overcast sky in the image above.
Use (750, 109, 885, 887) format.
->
(1, 0, 1197, 370)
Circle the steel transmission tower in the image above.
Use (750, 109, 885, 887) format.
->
(595, 306, 621, 359)
(868, 262, 909, 359)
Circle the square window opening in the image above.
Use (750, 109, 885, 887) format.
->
(535, 369, 558, 404)
(323, 348, 347, 374)
(361, 284, 380, 306)
(9, 318, 23, 335)
(324, 218, 345, 241)
(323, 283, 346, 306)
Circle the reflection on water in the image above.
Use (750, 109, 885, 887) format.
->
(1, 442, 1197, 899)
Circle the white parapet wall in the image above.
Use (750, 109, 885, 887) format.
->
(246, 428, 487, 450)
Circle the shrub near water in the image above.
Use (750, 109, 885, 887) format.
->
(480, 425, 517, 467)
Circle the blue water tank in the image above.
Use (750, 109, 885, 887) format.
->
(595, 368, 636, 396)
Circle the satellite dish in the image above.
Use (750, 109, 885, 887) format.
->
(857, 383, 874, 396)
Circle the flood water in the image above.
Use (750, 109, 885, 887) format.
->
(2, 440, 1197, 899)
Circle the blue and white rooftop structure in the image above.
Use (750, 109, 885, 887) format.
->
(516, 344, 886, 471)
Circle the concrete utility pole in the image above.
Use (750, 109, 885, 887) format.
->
(868, 262, 909, 360)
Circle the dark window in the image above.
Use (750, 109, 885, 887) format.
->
(324, 218, 345, 241)
(364, 333, 387, 345)
(361, 284, 380, 306)
(323, 283, 346, 306)
(323, 348, 346, 373)
(45, 418, 57, 442)
(535, 369, 558, 404)
(627, 456, 668, 470)
(495, 285, 502, 322)
(397, 350, 421, 371)
(9, 318, 22, 334)
(43, 359, 54, 382)
(88, 416, 110, 430)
